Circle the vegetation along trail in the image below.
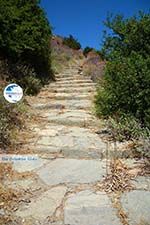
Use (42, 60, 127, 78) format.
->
(0, 1, 149, 225)
(1, 58, 149, 225)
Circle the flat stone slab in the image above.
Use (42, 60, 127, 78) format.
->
(56, 79, 93, 84)
(42, 93, 92, 100)
(64, 190, 122, 225)
(5, 178, 34, 190)
(42, 109, 97, 127)
(121, 190, 150, 225)
(131, 176, 150, 191)
(50, 83, 95, 88)
(16, 186, 67, 220)
(13, 157, 48, 173)
(4, 177, 46, 193)
(56, 76, 91, 81)
(35, 126, 106, 158)
(37, 159, 106, 186)
(49, 85, 95, 91)
(33, 99, 92, 110)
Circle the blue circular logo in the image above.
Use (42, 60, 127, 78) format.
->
(3, 83, 23, 103)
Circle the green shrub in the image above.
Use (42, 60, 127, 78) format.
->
(0, 0, 53, 91)
(95, 53, 150, 127)
(8, 63, 42, 95)
(95, 12, 150, 129)
(102, 13, 150, 60)
(63, 35, 81, 50)
(106, 114, 149, 141)
(83, 47, 93, 57)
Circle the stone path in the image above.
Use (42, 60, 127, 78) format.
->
(8, 62, 150, 225)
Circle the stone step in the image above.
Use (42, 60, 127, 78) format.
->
(15, 186, 67, 221)
(59, 70, 79, 73)
(55, 75, 91, 81)
(55, 79, 94, 84)
(41, 81, 95, 93)
(39, 109, 98, 127)
(36, 159, 107, 185)
(46, 87, 95, 94)
(57, 73, 79, 77)
(63, 67, 80, 70)
(29, 125, 107, 159)
(57, 70, 79, 73)
(38, 93, 94, 100)
(120, 190, 150, 225)
(64, 66, 81, 68)
(64, 190, 122, 225)
(32, 99, 92, 110)
(56, 76, 92, 82)
(49, 82, 95, 88)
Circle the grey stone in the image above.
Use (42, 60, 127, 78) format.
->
(45, 93, 93, 100)
(131, 176, 150, 190)
(45, 99, 92, 110)
(37, 159, 106, 186)
(48, 86, 95, 94)
(35, 126, 106, 158)
(5, 178, 34, 190)
(15, 186, 67, 220)
(13, 157, 47, 173)
(64, 190, 122, 225)
(42, 109, 97, 127)
(39, 128, 59, 136)
(0, 209, 5, 216)
(46, 110, 91, 118)
(56, 79, 93, 84)
(50, 82, 94, 88)
(121, 190, 150, 225)
(56, 75, 91, 80)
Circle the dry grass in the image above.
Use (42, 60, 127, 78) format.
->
(83, 59, 105, 81)
(0, 163, 20, 224)
(102, 160, 133, 193)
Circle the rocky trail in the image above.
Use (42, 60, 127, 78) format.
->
(6, 61, 150, 225)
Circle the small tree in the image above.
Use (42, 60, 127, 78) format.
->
(83, 46, 93, 57)
(63, 35, 81, 50)
(0, 0, 52, 80)
(95, 12, 150, 128)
